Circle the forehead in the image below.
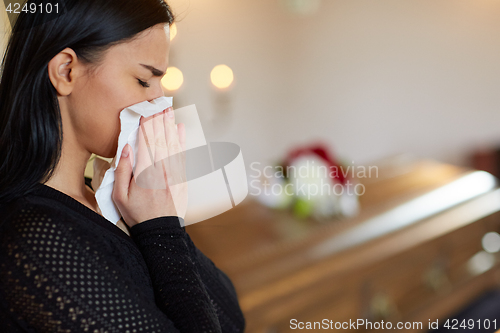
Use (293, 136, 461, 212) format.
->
(105, 24, 170, 70)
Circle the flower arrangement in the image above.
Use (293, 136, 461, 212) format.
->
(254, 142, 360, 221)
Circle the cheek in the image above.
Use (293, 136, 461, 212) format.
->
(76, 74, 146, 157)
(83, 107, 121, 158)
(81, 88, 125, 157)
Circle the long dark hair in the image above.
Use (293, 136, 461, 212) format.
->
(0, 0, 174, 203)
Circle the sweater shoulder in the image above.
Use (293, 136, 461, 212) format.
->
(0, 194, 134, 247)
(0, 197, 176, 332)
(0, 196, 135, 271)
(0, 198, 106, 265)
(0, 196, 89, 238)
(0, 195, 154, 297)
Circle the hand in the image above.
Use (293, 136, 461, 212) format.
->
(112, 107, 188, 228)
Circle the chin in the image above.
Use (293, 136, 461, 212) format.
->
(97, 141, 119, 159)
(102, 151, 117, 159)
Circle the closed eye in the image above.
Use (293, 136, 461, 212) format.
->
(138, 79, 150, 88)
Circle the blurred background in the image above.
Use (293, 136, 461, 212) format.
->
(153, 1, 500, 331)
(3, 0, 500, 332)
(163, 0, 500, 169)
(4, 0, 500, 173)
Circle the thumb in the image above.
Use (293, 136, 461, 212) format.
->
(113, 144, 133, 204)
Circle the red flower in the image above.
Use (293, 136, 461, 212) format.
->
(282, 141, 346, 185)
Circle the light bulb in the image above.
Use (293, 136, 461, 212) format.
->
(170, 23, 177, 41)
(161, 67, 184, 91)
(210, 64, 234, 89)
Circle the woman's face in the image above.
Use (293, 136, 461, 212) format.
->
(67, 23, 170, 158)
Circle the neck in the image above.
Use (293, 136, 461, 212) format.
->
(43, 138, 97, 212)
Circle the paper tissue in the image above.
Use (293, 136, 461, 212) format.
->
(91, 97, 249, 226)
(91, 96, 172, 224)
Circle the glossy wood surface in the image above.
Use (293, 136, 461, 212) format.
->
(186, 157, 500, 332)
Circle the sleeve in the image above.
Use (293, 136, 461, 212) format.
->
(129, 217, 245, 333)
(0, 208, 182, 333)
(183, 229, 246, 333)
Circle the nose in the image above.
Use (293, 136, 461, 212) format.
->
(148, 82, 165, 102)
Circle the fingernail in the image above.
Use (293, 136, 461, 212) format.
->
(168, 108, 174, 118)
(122, 145, 129, 158)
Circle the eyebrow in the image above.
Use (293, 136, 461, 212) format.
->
(139, 64, 165, 77)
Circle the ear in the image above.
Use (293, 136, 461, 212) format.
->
(48, 48, 82, 96)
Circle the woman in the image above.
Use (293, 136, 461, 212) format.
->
(0, 0, 245, 332)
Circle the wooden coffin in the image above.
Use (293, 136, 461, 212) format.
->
(186, 156, 500, 332)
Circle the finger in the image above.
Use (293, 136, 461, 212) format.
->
(168, 122, 187, 186)
(164, 107, 182, 157)
(135, 116, 154, 186)
(174, 122, 187, 185)
(153, 110, 170, 189)
(164, 107, 184, 186)
(160, 107, 175, 186)
(112, 144, 133, 205)
(142, 114, 155, 163)
(177, 122, 186, 153)
(153, 110, 168, 165)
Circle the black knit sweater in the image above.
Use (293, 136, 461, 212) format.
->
(0, 180, 245, 332)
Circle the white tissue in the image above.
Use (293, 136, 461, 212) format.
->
(91, 96, 173, 224)
(92, 99, 250, 227)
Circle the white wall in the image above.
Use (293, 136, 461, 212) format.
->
(167, 0, 297, 170)
(287, 0, 500, 166)
(167, 0, 500, 169)
(4, 0, 500, 174)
